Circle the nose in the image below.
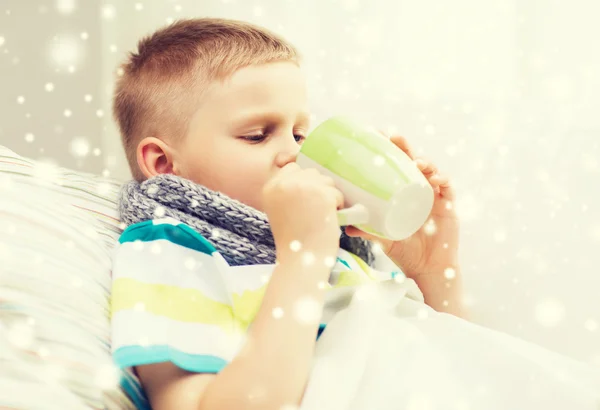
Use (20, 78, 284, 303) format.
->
(274, 133, 301, 167)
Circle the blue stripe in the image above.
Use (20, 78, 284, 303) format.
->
(391, 270, 405, 279)
(120, 372, 150, 410)
(119, 220, 217, 255)
(337, 258, 352, 270)
(317, 323, 327, 340)
(114, 345, 228, 374)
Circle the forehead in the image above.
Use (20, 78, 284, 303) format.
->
(206, 61, 308, 111)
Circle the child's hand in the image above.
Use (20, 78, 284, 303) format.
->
(262, 162, 343, 266)
(345, 132, 460, 280)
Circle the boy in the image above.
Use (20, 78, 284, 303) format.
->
(111, 17, 464, 410)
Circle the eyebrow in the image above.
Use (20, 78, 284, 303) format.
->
(231, 111, 311, 131)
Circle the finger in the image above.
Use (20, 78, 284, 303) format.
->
(430, 174, 455, 201)
(438, 178, 455, 201)
(327, 186, 345, 210)
(302, 168, 336, 187)
(377, 129, 390, 138)
(415, 158, 438, 176)
(429, 173, 448, 186)
(344, 225, 374, 240)
(319, 174, 336, 187)
(344, 225, 367, 237)
(390, 135, 416, 160)
(278, 162, 301, 176)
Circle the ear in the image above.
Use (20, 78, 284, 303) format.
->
(137, 137, 178, 179)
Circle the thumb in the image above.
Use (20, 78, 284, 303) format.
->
(344, 225, 374, 239)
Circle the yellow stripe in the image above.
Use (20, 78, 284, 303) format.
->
(111, 278, 234, 325)
(347, 253, 377, 280)
(232, 284, 267, 328)
(335, 270, 371, 287)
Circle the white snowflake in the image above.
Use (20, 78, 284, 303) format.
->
(49, 35, 82, 70)
(24, 133, 34, 143)
(443, 267, 456, 279)
(69, 137, 90, 158)
(247, 385, 267, 402)
(293, 297, 322, 325)
(423, 218, 437, 235)
(371, 241, 384, 255)
(150, 242, 162, 254)
(373, 155, 385, 166)
(102, 4, 116, 19)
(153, 206, 166, 218)
(32, 160, 60, 185)
(96, 182, 111, 195)
(7, 321, 35, 349)
(289, 240, 302, 252)
(301, 251, 315, 266)
(17, 95, 25, 104)
(80, 32, 89, 40)
(323, 256, 336, 268)
(272, 307, 284, 319)
(534, 298, 565, 327)
(184, 257, 196, 270)
(253, 6, 264, 17)
(584, 319, 598, 332)
(94, 363, 121, 391)
(55, 0, 76, 14)
(63, 109, 72, 117)
(84, 94, 93, 102)
(44, 82, 54, 92)
(493, 229, 507, 243)
(38, 346, 50, 358)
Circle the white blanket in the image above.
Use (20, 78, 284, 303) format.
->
(301, 280, 600, 410)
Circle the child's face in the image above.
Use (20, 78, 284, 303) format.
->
(176, 61, 309, 212)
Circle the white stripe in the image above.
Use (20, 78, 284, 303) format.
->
(226, 263, 274, 293)
(113, 240, 230, 304)
(111, 310, 245, 359)
(152, 217, 184, 226)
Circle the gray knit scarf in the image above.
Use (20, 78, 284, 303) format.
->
(118, 174, 374, 267)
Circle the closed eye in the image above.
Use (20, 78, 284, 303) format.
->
(242, 133, 305, 144)
(242, 133, 268, 142)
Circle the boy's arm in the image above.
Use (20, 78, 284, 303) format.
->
(138, 254, 330, 410)
(413, 264, 469, 320)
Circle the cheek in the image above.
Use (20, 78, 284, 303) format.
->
(220, 156, 272, 209)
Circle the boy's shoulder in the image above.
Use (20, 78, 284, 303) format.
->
(119, 217, 217, 257)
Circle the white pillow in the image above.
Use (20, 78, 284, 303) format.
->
(0, 146, 144, 409)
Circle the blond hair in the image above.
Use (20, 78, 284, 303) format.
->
(112, 18, 301, 181)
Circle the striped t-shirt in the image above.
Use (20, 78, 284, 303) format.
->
(110, 217, 406, 406)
